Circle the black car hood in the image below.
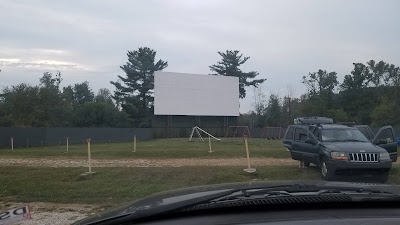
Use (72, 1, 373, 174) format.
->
(73, 181, 400, 225)
(322, 141, 385, 153)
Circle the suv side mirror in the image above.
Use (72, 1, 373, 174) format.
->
(375, 139, 388, 145)
(305, 138, 316, 145)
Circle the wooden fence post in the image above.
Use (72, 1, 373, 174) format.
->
(66, 137, 69, 153)
(132, 135, 137, 152)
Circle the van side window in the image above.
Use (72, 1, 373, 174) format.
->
(285, 127, 294, 139)
(294, 128, 307, 142)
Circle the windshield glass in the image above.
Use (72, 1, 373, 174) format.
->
(321, 129, 369, 142)
(1, 0, 399, 224)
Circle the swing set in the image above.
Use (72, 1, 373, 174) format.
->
(260, 127, 285, 140)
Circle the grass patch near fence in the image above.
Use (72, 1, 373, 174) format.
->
(0, 138, 290, 159)
(2, 165, 400, 207)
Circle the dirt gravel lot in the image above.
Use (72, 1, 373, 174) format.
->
(0, 157, 297, 167)
(0, 202, 99, 225)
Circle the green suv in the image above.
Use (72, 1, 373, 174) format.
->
(283, 117, 397, 182)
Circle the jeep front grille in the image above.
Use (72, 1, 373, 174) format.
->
(348, 153, 378, 162)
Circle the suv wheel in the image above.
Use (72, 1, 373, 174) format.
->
(304, 161, 311, 167)
(320, 158, 335, 181)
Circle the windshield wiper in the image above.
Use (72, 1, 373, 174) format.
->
(342, 139, 367, 142)
(211, 184, 397, 202)
(213, 190, 293, 202)
(323, 139, 366, 142)
(323, 139, 342, 142)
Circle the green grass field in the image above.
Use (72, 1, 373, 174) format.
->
(0, 138, 289, 159)
(2, 165, 400, 206)
(0, 166, 319, 205)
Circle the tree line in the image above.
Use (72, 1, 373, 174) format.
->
(243, 60, 400, 128)
(0, 71, 130, 127)
(0, 47, 265, 127)
(2, 46, 399, 128)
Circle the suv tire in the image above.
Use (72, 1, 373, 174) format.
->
(304, 161, 311, 167)
(320, 158, 335, 181)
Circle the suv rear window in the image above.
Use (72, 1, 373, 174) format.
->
(285, 127, 294, 139)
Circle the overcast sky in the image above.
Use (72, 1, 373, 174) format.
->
(1, 0, 400, 112)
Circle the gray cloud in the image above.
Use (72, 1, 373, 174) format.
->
(1, 0, 400, 112)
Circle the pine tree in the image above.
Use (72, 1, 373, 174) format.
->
(209, 50, 266, 99)
(110, 47, 168, 127)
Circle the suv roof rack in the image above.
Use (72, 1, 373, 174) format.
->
(294, 117, 334, 125)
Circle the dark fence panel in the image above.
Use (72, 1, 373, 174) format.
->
(2, 125, 398, 148)
(153, 127, 230, 138)
(0, 127, 153, 148)
(153, 127, 286, 139)
(153, 126, 399, 139)
(250, 128, 264, 138)
(0, 127, 47, 148)
(46, 128, 153, 143)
